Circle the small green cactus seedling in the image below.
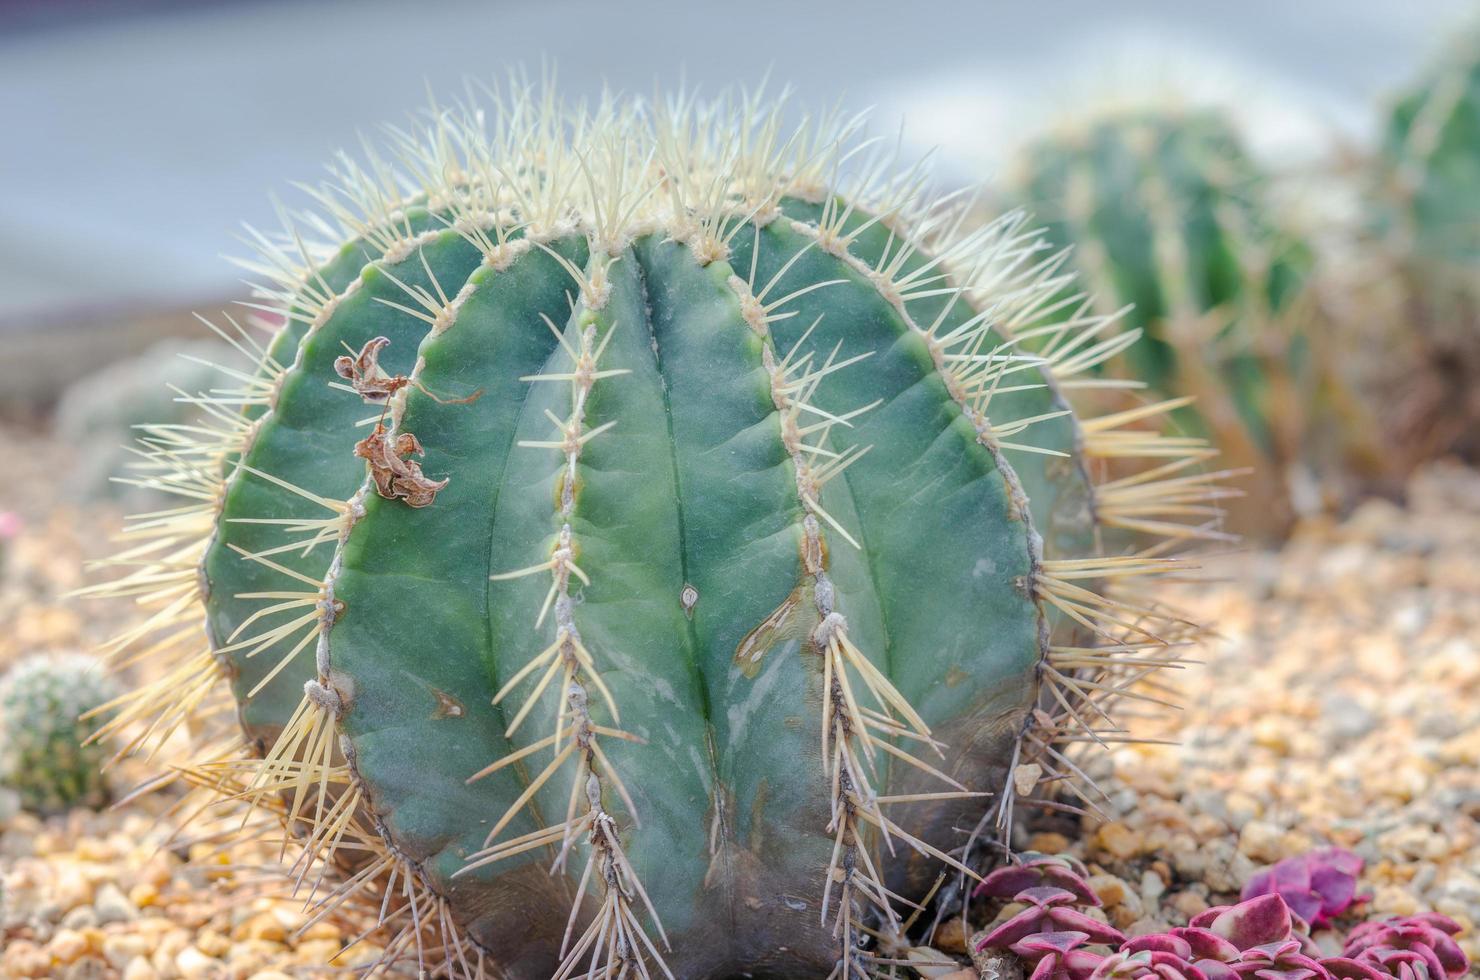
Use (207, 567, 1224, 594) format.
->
(1009, 108, 1365, 534)
(0, 653, 118, 814)
(1371, 26, 1480, 462)
(87, 85, 1222, 978)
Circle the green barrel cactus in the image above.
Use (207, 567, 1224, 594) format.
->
(87, 87, 1217, 978)
(1372, 26, 1480, 462)
(1008, 109, 1360, 533)
(0, 653, 118, 814)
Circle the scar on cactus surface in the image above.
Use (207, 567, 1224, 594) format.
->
(84, 82, 1231, 979)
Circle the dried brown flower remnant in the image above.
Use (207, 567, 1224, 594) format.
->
(353, 423, 448, 508)
(334, 336, 402, 404)
(335, 336, 483, 406)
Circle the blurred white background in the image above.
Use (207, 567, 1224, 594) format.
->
(0, 0, 1473, 325)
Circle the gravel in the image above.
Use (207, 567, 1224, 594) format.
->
(1, 423, 1475, 977)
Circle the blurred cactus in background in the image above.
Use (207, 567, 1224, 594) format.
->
(1369, 26, 1480, 464)
(1008, 109, 1379, 536)
(0, 653, 117, 814)
(53, 339, 244, 505)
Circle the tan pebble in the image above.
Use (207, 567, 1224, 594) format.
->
(195, 930, 230, 958)
(104, 934, 151, 969)
(933, 972, 978, 980)
(3, 939, 51, 978)
(124, 956, 160, 980)
(235, 912, 287, 943)
(1169, 890, 1209, 919)
(129, 882, 161, 908)
(1027, 831, 1070, 854)
(74, 837, 117, 862)
(55, 865, 95, 910)
(160, 930, 192, 958)
(151, 946, 178, 979)
(48, 928, 91, 965)
(1110, 902, 1144, 930)
(1125, 917, 1171, 937)
(933, 917, 968, 954)
(1238, 820, 1283, 863)
(1095, 821, 1142, 860)
(175, 946, 218, 980)
(246, 974, 295, 980)
(1190, 814, 1227, 841)
(294, 938, 346, 963)
(94, 881, 138, 924)
(1251, 717, 1290, 753)
(1372, 885, 1420, 917)
(1090, 874, 1131, 908)
(141, 854, 174, 889)
(299, 920, 341, 942)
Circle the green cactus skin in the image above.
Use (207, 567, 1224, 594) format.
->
(0, 654, 118, 814)
(1375, 27, 1480, 461)
(1010, 110, 1317, 532)
(92, 89, 1212, 980)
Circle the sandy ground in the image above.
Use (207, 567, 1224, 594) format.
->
(0, 423, 1475, 978)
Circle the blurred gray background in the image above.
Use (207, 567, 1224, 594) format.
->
(0, 0, 1472, 339)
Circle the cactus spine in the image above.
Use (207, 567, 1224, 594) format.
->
(87, 86, 1217, 979)
(0, 653, 118, 814)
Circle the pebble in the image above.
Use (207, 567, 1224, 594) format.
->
(94, 880, 138, 923)
(175, 946, 219, 979)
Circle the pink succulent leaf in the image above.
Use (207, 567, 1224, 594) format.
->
(1357, 948, 1439, 980)
(1319, 957, 1386, 980)
(978, 906, 1056, 950)
(1020, 886, 1083, 908)
(1210, 895, 1295, 951)
(1092, 951, 1156, 980)
(1344, 917, 1469, 978)
(1360, 946, 1444, 980)
(1124, 935, 1196, 960)
(1244, 850, 1365, 928)
(1017, 931, 1106, 980)
(1408, 913, 1461, 936)
(1031, 955, 1073, 980)
(1173, 928, 1244, 964)
(1014, 931, 1094, 961)
(1196, 960, 1242, 980)
(1145, 950, 1212, 980)
(1049, 907, 1129, 946)
(976, 858, 1102, 906)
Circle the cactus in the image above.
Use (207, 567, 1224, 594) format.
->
(1370, 26, 1480, 463)
(0, 653, 118, 814)
(85, 85, 1224, 978)
(1008, 108, 1369, 534)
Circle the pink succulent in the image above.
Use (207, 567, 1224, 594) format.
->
(1012, 930, 1107, 980)
(977, 855, 1101, 906)
(1342, 914, 1468, 979)
(977, 886, 1127, 951)
(1242, 849, 1365, 927)
(0, 511, 20, 539)
(1090, 948, 1211, 980)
